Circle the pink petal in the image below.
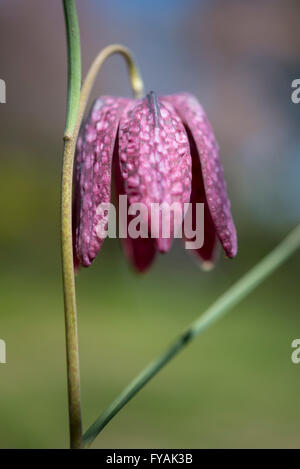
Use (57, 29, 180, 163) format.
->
(118, 92, 192, 253)
(73, 96, 130, 267)
(164, 93, 237, 258)
(113, 142, 156, 273)
(183, 128, 218, 268)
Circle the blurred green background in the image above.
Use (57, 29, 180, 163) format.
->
(0, 0, 300, 448)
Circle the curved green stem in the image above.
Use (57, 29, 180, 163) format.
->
(83, 224, 300, 448)
(62, 0, 82, 449)
(74, 44, 144, 144)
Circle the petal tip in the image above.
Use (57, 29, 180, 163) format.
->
(225, 245, 238, 259)
(223, 231, 238, 259)
(201, 261, 215, 272)
(156, 237, 172, 254)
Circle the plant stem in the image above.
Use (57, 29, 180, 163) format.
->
(63, 0, 81, 138)
(62, 0, 82, 449)
(61, 137, 82, 450)
(76, 44, 144, 136)
(83, 223, 300, 447)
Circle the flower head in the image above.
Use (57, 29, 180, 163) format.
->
(73, 91, 237, 272)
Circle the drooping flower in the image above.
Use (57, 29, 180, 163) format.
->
(73, 91, 237, 273)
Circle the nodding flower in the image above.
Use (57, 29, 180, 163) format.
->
(73, 91, 237, 273)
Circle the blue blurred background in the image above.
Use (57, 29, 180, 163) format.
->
(0, 0, 300, 448)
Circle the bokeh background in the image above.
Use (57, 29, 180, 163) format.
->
(0, 0, 300, 449)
